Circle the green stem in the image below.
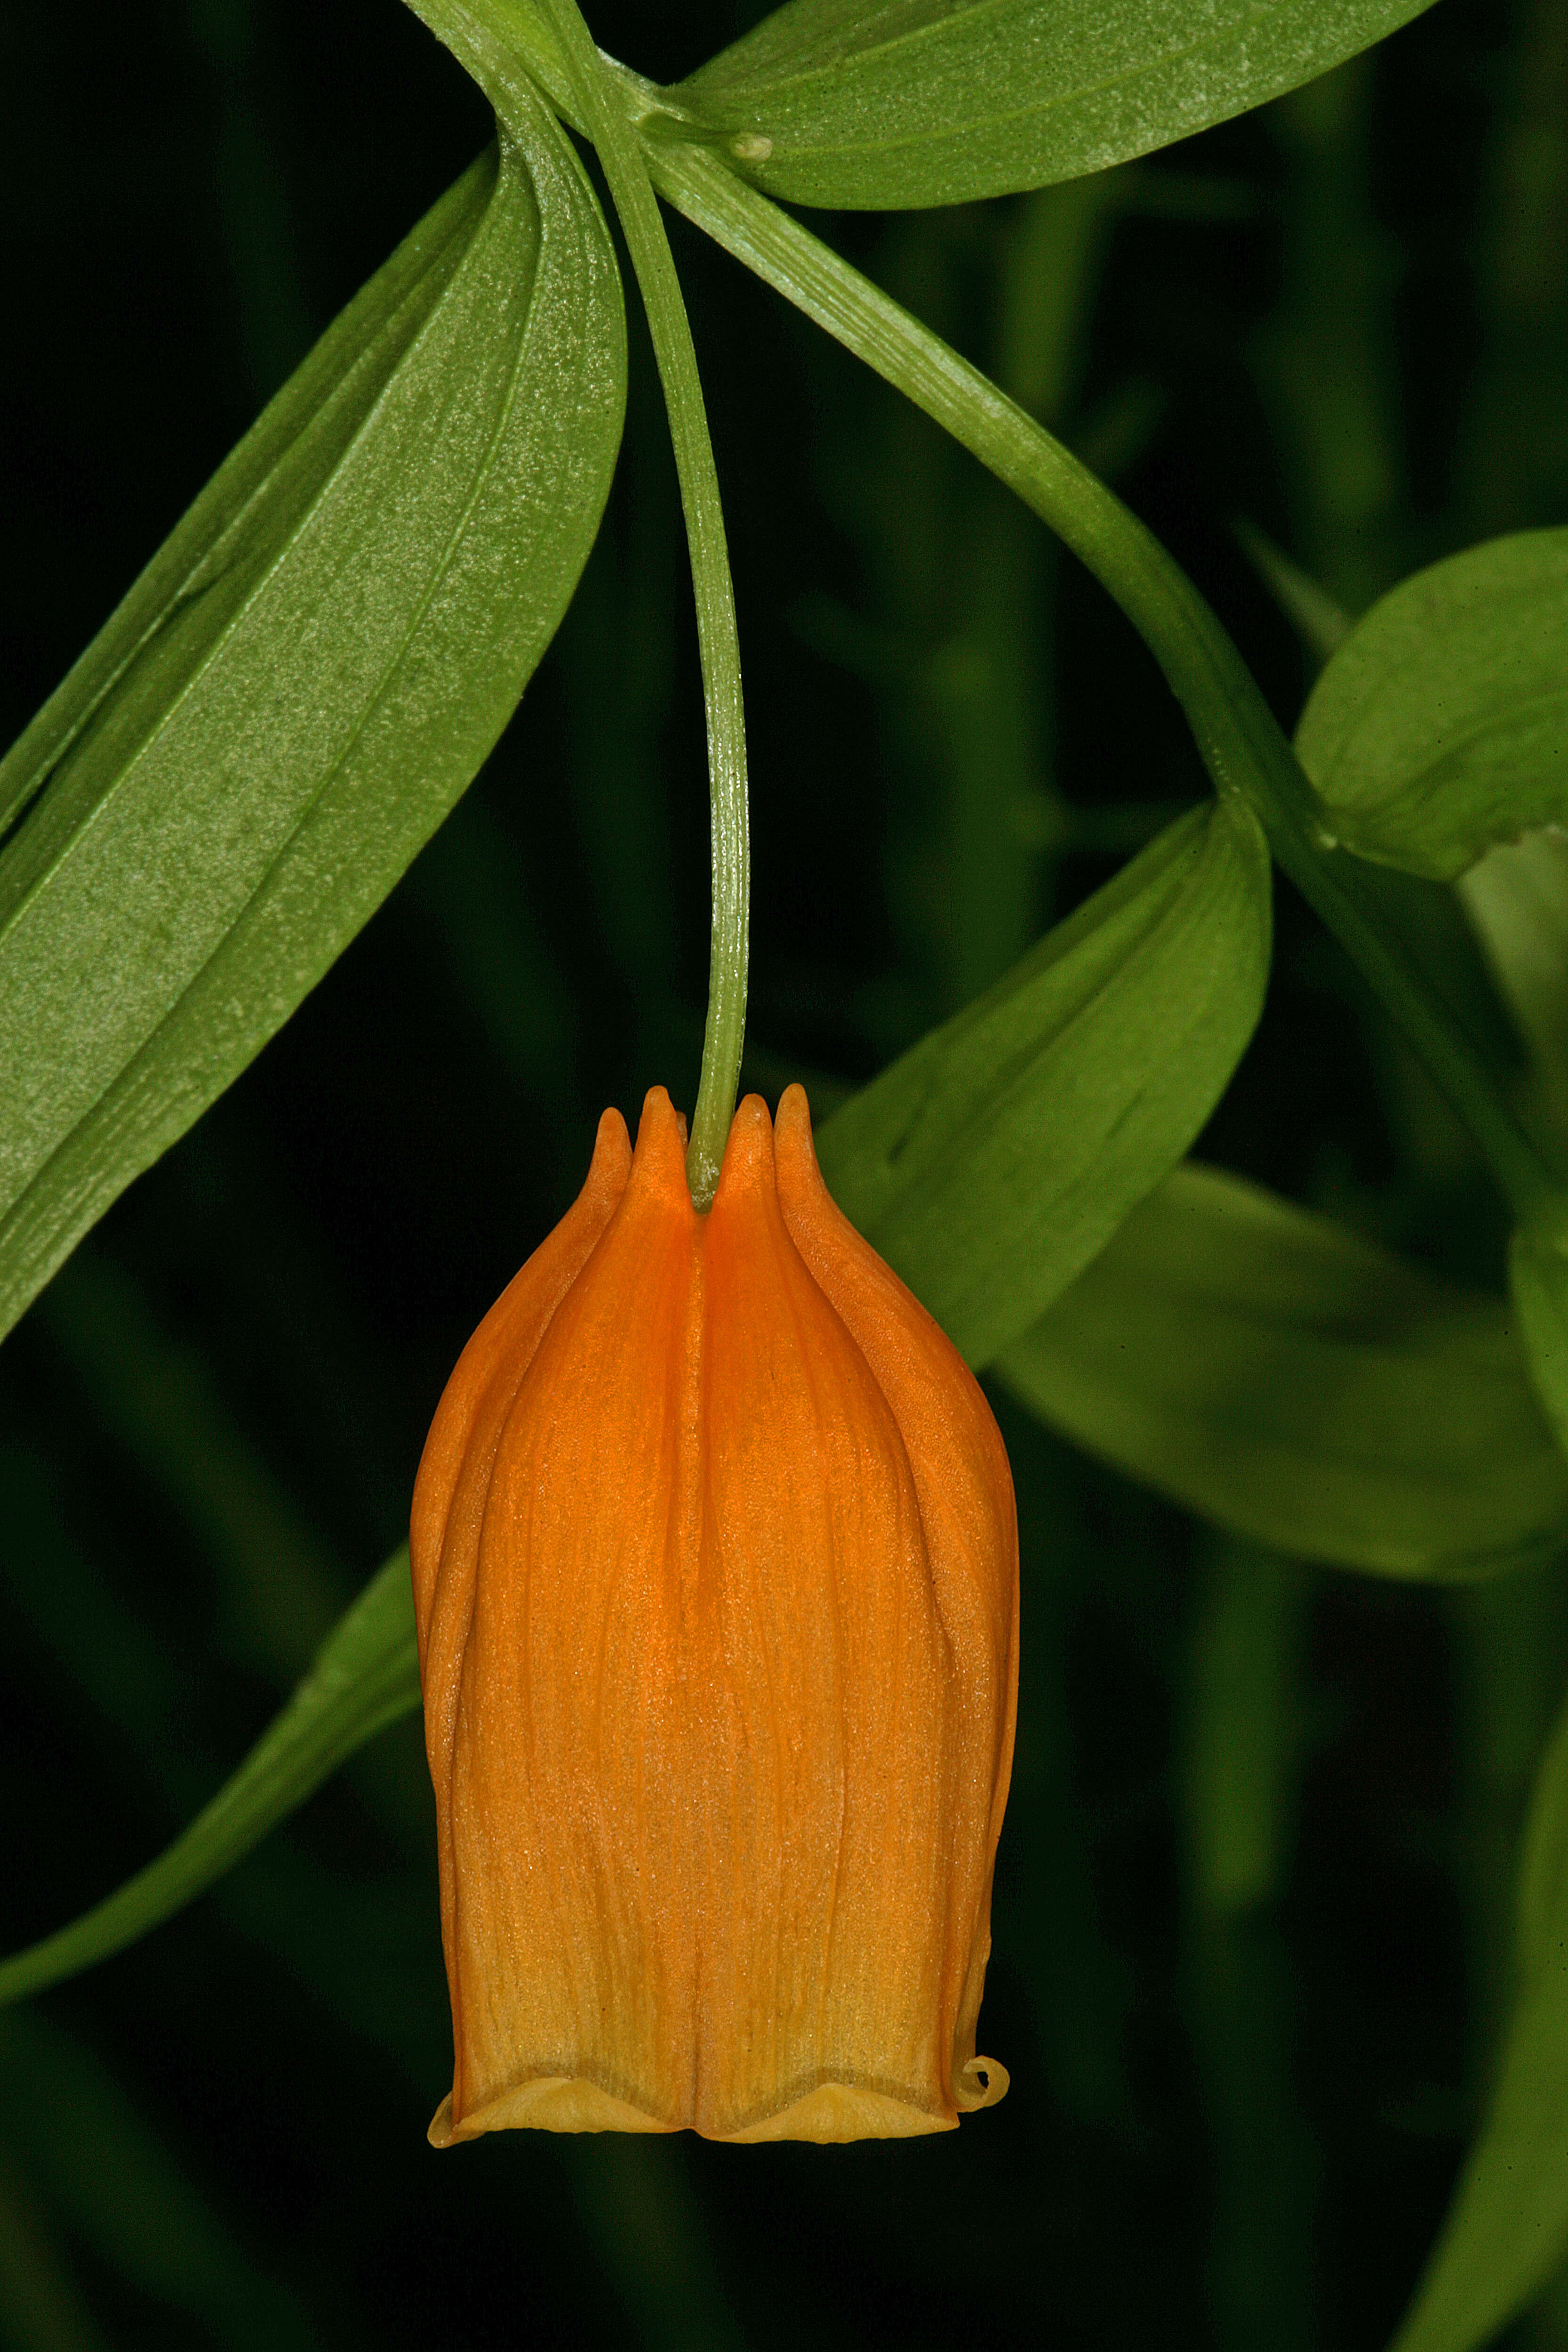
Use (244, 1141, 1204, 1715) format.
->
(417, 10, 1557, 1231)
(527, 2, 749, 1211)
(633, 133, 1557, 1233)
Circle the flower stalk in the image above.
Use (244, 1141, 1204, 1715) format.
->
(532, 0, 749, 1209)
(480, 8, 1562, 1237)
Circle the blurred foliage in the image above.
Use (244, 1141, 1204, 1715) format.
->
(1, 0, 1567, 2346)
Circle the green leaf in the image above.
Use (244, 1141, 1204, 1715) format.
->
(0, 98, 625, 1346)
(997, 1162, 1568, 1578)
(636, 136, 1556, 1232)
(409, 0, 752, 1207)
(666, 0, 1441, 210)
(411, 25, 1555, 1227)
(1296, 531, 1568, 882)
(1388, 1685, 1568, 2352)
(0, 1552, 419, 2010)
(816, 796, 1272, 1369)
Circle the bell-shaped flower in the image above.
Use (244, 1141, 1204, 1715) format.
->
(411, 1083, 1018, 2143)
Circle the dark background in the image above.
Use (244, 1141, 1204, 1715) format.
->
(2, 0, 1567, 2344)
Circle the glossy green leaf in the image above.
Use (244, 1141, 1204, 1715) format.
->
(1296, 530, 1568, 881)
(666, 0, 1441, 210)
(1388, 1685, 1568, 2352)
(0, 96, 625, 1345)
(997, 1162, 1568, 1578)
(0, 1552, 419, 2010)
(816, 795, 1272, 1368)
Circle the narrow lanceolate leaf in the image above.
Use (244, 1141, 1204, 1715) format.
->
(1388, 1689, 1568, 2352)
(666, 0, 1442, 211)
(1296, 531, 1568, 881)
(0, 1553, 419, 2009)
(0, 95, 625, 1345)
(817, 796, 1272, 1369)
(997, 1164, 1568, 1579)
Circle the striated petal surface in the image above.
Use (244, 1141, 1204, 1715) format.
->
(412, 1085, 1019, 2144)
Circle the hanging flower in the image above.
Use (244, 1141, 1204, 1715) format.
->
(410, 1082, 1019, 2144)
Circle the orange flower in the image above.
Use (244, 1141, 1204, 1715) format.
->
(410, 1083, 1019, 2144)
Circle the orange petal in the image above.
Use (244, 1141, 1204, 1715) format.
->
(413, 1086, 1020, 2143)
(773, 1084, 1019, 2112)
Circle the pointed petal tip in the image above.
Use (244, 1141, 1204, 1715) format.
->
(630, 1085, 695, 1207)
(710, 1090, 777, 1209)
(588, 1104, 633, 1194)
(592, 1102, 631, 1152)
(775, 1084, 835, 1226)
(774, 1081, 820, 1170)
